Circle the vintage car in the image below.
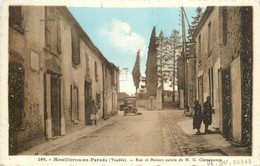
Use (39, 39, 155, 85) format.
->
(120, 97, 137, 116)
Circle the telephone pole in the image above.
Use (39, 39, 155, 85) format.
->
(181, 7, 188, 109)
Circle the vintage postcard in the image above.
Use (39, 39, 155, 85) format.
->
(0, 0, 260, 165)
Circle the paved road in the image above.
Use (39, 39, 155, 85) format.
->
(45, 109, 215, 156)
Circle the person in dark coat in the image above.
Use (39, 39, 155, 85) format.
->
(203, 96, 213, 133)
(193, 100, 203, 134)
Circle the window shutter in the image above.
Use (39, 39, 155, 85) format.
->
(57, 21, 61, 54)
(9, 6, 22, 26)
(70, 84, 73, 121)
(45, 7, 60, 55)
(50, 20, 58, 52)
(72, 28, 80, 65)
(45, 7, 51, 48)
(95, 62, 98, 82)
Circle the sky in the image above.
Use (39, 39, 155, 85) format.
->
(68, 7, 203, 95)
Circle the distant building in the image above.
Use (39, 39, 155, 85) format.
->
(163, 90, 173, 102)
(8, 6, 119, 154)
(136, 76, 147, 98)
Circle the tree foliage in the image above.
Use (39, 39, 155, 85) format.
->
(187, 7, 203, 55)
(145, 26, 158, 96)
(168, 29, 181, 89)
(156, 30, 181, 89)
(132, 49, 141, 93)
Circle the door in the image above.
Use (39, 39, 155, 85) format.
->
(85, 81, 92, 125)
(198, 75, 203, 106)
(51, 76, 61, 137)
(222, 67, 232, 140)
(71, 85, 79, 121)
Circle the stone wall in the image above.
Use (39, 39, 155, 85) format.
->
(9, 7, 47, 154)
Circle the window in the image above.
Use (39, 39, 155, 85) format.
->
(111, 69, 114, 86)
(9, 6, 24, 33)
(95, 62, 98, 82)
(45, 7, 61, 55)
(198, 75, 203, 105)
(71, 85, 79, 121)
(85, 50, 90, 76)
(71, 27, 80, 65)
(114, 71, 117, 87)
(198, 34, 202, 66)
(208, 67, 214, 106)
(222, 7, 228, 46)
(96, 93, 101, 110)
(198, 34, 201, 57)
(193, 60, 196, 77)
(112, 93, 114, 110)
(9, 61, 24, 130)
(211, 67, 214, 106)
(208, 22, 212, 56)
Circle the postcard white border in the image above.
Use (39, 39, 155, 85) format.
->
(1, 0, 260, 165)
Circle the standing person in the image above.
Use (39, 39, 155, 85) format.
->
(193, 100, 203, 134)
(90, 100, 97, 126)
(94, 101, 99, 126)
(203, 96, 213, 133)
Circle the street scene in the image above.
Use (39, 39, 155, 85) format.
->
(7, 5, 252, 157)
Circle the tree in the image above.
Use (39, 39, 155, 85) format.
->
(132, 49, 141, 94)
(187, 7, 203, 56)
(168, 29, 181, 102)
(145, 26, 158, 97)
(156, 31, 172, 103)
(156, 30, 181, 103)
(157, 30, 166, 91)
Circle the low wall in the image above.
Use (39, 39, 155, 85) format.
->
(136, 98, 157, 110)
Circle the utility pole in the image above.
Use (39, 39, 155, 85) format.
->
(181, 7, 188, 108)
(172, 42, 176, 102)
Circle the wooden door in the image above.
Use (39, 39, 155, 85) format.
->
(85, 81, 92, 125)
(198, 75, 203, 106)
(51, 76, 61, 137)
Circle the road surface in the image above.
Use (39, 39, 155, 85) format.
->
(45, 109, 215, 156)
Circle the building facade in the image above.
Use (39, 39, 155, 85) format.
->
(8, 6, 119, 155)
(193, 7, 252, 147)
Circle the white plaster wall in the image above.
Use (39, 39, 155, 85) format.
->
(231, 56, 242, 143)
(60, 17, 87, 124)
(84, 45, 104, 119)
(213, 57, 221, 128)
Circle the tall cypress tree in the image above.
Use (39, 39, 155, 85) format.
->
(145, 26, 158, 97)
(132, 49, 141, 94)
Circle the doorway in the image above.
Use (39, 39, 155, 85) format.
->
(51, 75, 61, 137)
(198, 75, 203, 106)
(85, 81, 92, 125)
